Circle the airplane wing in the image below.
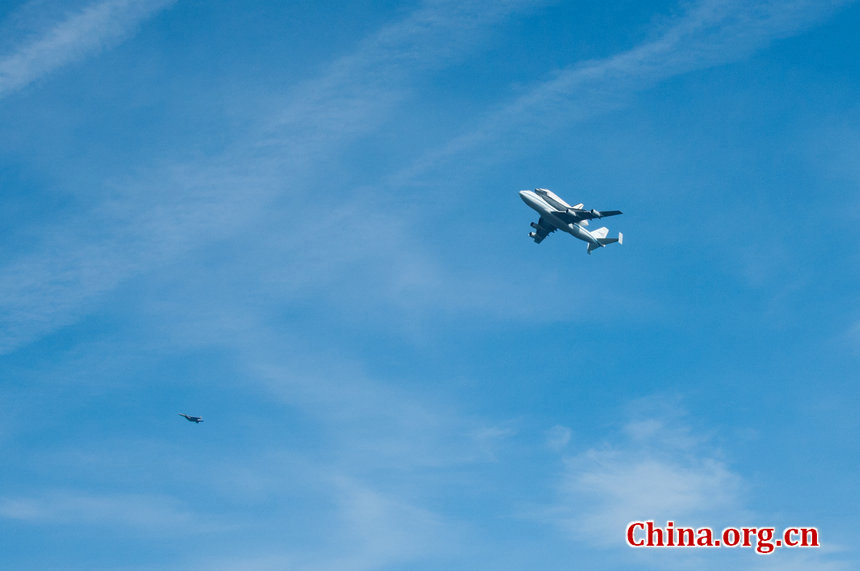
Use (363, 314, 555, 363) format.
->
(530, 217, 556, 244)
(556, 209, 622, 223)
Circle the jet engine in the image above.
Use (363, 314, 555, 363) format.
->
(530, 222, 538, 229)
(529, 231, 537, 238)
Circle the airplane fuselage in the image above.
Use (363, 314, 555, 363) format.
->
(519, 190, 601, 246)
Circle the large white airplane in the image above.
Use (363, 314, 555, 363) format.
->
(519, 188, 623, 254)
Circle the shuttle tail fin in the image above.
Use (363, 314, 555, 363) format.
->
(591, 227, 609, 239)
(586, 232, 623, 254)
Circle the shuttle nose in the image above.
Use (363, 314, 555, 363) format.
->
(519, 190, 540, 208)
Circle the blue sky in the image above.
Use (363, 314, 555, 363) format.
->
(0, 0, 858, 569)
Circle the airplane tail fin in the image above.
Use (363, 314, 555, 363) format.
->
(587, 231, 623, 254)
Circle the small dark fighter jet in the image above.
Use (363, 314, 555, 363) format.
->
(179, 413, 204, 423)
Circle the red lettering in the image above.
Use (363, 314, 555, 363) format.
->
(756, 528, 775, 554)
(624, 522, 819, 551)
(677, 527, 695, 546)
(798, 528, 819, 547)
(627, 522, 645, 547)
(696, 528, 714, 546)
(647, 521, 664, 547)
(723, 528, 741, 547)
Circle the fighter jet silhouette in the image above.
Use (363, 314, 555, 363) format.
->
(178, 413, 203, 423)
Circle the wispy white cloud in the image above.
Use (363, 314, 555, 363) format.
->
(0, 162, 265, 354)
(0, 490, 217, 532)
(245, 0, 856, 333)
(0, 0, 175, 99)
(471, 422, 519, 462)
(0, 0, 543, 355)
(187, 475, 458, 571)
(396, 0, 855, 178)
(217, 318, 500, 470)
(255, 0, 547, 161)
(0, 1, 853, 355)
(519, 405, 750, 569)
(546, 424, 572, 451)
(552, 415, 746, 548)
(303, 477, 453, 571)
(535, 398, 857, 569)
(294, 0, 859, 327)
